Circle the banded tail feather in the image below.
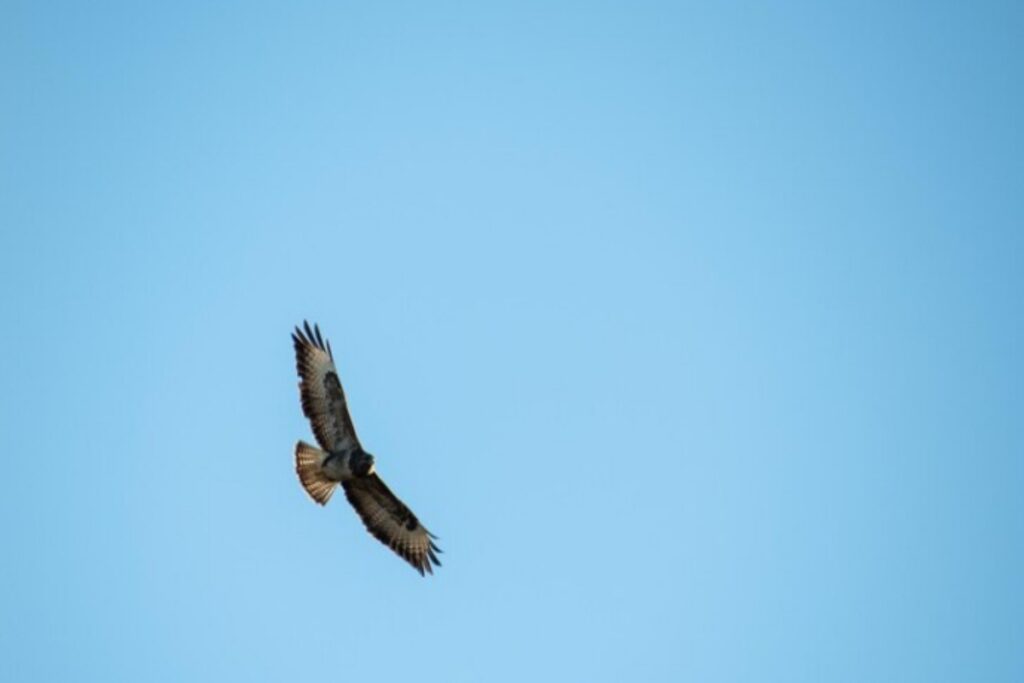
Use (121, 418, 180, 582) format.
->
(295, 440, 338, 505)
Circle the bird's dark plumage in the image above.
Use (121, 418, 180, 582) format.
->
(292, 321, 441, 575)
(343, 475, 442, 576)
(292, 321, 359, 453)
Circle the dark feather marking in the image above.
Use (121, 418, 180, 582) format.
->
(322, 372, 347, 439)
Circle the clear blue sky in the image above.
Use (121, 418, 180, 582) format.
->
(2, 2, 1021, 681)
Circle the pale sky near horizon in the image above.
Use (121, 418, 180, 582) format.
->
(2, 2, 1022, 681)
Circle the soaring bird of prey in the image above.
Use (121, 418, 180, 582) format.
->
(291, 321, 441, 575)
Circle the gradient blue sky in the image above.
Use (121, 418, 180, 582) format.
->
(2, 2, 1022, 681)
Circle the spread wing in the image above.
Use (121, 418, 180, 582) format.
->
(292, 321, 360, 452)
(343, 474, 442, 576)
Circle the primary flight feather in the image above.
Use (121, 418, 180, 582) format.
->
(292, 321, 441, 575)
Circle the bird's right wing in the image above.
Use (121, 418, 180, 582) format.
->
(343, 474, 442, 576)
(292, 321, 360, 452)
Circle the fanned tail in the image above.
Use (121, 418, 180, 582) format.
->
(295, 440, 338, 505)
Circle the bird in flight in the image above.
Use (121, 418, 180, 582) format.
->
(291, 321, 441, 575)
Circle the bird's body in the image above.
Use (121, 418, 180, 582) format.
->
(321, 448, 374, 482)
(291, 321, 441, 575)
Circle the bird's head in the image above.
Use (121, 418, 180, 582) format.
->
(353, 450, 376, 477)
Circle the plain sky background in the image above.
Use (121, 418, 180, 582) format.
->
(2, 2, 1021, 681)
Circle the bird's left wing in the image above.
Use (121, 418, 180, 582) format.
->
(342, 474, 442, 576)
(292, 321, 360, 452)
